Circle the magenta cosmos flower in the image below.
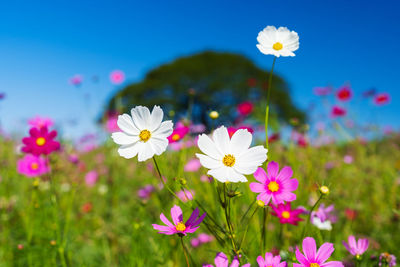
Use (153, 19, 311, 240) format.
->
(17, 154, 50, 177)
(168, 122, 189, 143)
(257, 252, 286, 267)
(109, 70, 125, 84)
(152, 205, 206, 236)
(271, 202, 303, 225)
(331, 106, 346, 118)
(374, 93, 390, 106)
(342, 236, 369, 257)
(249, 161, 298, 205)
(203, 252, 250, 267)
(28, 116, 54, 130)
(237, 101, 254, 116)
(294, 237, 343, 267)
(22, 127, 60, 156)
(336, 85, 352, 101)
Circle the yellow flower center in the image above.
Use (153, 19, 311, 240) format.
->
(171, 133, 180, 141)
(36, 137, 46, 146)
(281, 211, 290, 219)
(31, 163, 39, 170)
(273, 42, 283, 50)
(268, 181, 279, 192)
(175, 222, 186, 232)
(310, 263, 320, 267)
(222, 154, 235, 167)
(139, 130, 151, 142)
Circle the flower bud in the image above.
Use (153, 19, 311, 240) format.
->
(209, 111, 219, 119)
(320, 186, 330, 195)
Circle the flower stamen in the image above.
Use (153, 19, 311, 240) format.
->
(273, 42, 283, 50)
(175, 222, 186, 232)
(31, 163, 39, 170)
(281, 211, 290, 219)
(267, 181, 279, 192)
(222, 154, 235, 167)
(36, 137, 46, 146)
(310, 263, 320, 267)
(139, 130, 151, 142)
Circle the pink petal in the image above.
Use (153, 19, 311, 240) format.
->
(277, 166, 293, 181)
(215, 252, 229, 267)
(160, 213, 174, 227)
(321, 261, 344, 267)
(316, 243, 334, 264)
(249, 182, 265, 193)
(253, 167, 267, 183)
(281, 178, 299, 191)
(267, 161, 279, 178)
(302, 237, 317, 261)
(256, 256, 265, 266)
(229, 258, 239, 267)
(170, 205, 183, 225)
(295, 247, 309, 265)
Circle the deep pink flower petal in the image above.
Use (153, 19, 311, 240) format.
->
(257, 192, 272, 204)
(249, 182, 265, 193)
(302, 237, 317, 261)
(321, 261, 344, 267)
(277, 166, 293, 181)
(281, 178, 299, 191)
(295, 247, 309, 265)
(192, 212, 206, 226)
(267, 161, 279, 178)
(160, 213, 174, 227)
(256, 256, 265, 266)
(152, 224, 173, 232)
(348, 236, 356, 249)
(29, 127, 39, 137)
(253, 167, 267, 183)
(170, 205, 183, 225)
(215, 252, 229, 267)
(186, 208, 200, 226)
(293, 264, 303, 267)
(316, 243, 334, 264)
(229, 257, 240, 267)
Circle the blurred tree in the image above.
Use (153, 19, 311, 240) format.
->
(105, 51, 305, 129)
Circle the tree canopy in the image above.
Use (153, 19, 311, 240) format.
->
(105, 51, 305, 128)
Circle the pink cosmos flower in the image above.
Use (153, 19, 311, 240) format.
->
(313, 86, 332, 96)
(227, 126, 254, 138)
(22, 127, 60, 156)
(336, 85, 352, 101)
(237, 101, 254, 116)
(69, 74, 83, 86)
(294, 237, 343, 267)
(379, 253, 396, 267)
(250, 161, 298, 205)
(342, 236, 369, 257)
(152, 205, 206, 236)
(177, 189, 194, 202)
(203, 252, 250, 267)
(184, 158, 201, 172)
(110, 70, 125, 84)
(311, 204, 337, 223)
(191, 233, 214, 247)
(331, 106, 347, 118)
(17, 154, 50, 177)
(374, 93, 390, 106)
(85, 170, 98, 187)
(105, 115, 119, 133)
(270, 202, 303, 225)
(257, 252, 287, 267)
(343, 155, 353, 164)
(137, 185, 155, 199)
(168, 122, 189, 143)
(28, 116, 54, 130)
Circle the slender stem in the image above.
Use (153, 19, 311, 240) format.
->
(265, 56, 277, 149)
(180, 236, 190, 267)
(223, 183, 238, 255)
(301, 194, 323, 239)
(240, 199, 256, 224)
(239, 206, 258, 249)
(152, 157, 184, 204)
(261, 206, 270, 253)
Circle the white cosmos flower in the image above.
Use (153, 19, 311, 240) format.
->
(196, 126, 268, 183)
(111, 105, 173, 162)
(256, 26, 299, 57)
(312, 217, 332, 231)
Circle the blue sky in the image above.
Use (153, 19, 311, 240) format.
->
(0, 0, 398, 139)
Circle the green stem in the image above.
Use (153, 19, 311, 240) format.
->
(265, 56, 277, 149)
(239, 206, 258, 249)
(261, 206, 270, 253)
(301, 194, 323, 240)
(223, 183, 238, 255)
(180, 236, 190, 267)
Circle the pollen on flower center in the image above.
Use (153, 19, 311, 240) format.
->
(267, 181, 279, 192)
(36, 137, 46, 146)
(175, 222, 186, 232)
(310, 263, 320, 267)
(31, 163, 39, 170)
(139, 130, 151, 142)
(222, 154, 235, 167)
(171, 133, 180, 141)
(273, 42, 283, 50)
(281, 211, 290, 219)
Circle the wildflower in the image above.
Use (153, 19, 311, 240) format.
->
(69, 74, 83, 86)
(256, 26, 299, 57)
(111, 105, 173, 161)
(196, 126, 267, 183)
(268, 133, 280, 144)
(203, 252, 250, 267)
(374, 93, 390, 106)
(313, 86, 332, 96)
(336, 85, 352, 101)
(379, 253, 396, 267)
(343, 155, 353, 164)
(209, 111, 219, 119)
(342, 236, 369, 257)
(85, 170, 98, 187)
(312, 216, 332, 231)
(17, 154, 50, 177)
(28, 116, 54, 130)
(344, 208, 357, 220)
(191, 233, 214, 247)
(257, 252, 287, 267)
(237, 101, 254, 116)
(331, 106, 347, 117)
(250, 161, 298, 205)
(110, 70, 125, 84)
(152, 205, 206, 236)
(81, 202, 93, 213)
(184, 158, 201, 172)
(17, 244, 24, 250)
(312, 204, 337, 223)
(294, 237, 343, 267)
(168, 122, 189, 143)
(270, 202, 303, 225)
(137, 185, 155, 200)
(105, 113, 120, 133)
(50, 240, 56, 246)
(22, 127, 60, 156)
(177, 189, 194, 202)
(227, 126, 254, 138)
(319, 186, 330, 195)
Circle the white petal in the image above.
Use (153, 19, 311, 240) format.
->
(148, 138, 168, 156)
(230, 129, 252, 156)
(111, 132, 139, 145)
(149, 105, 164, 131)
(233, 162, 258, 175)
(117, 114, 139, 135)
(196, 153, 223, 169)
(131, 106, 151, 129)
(137, 142, 155, 162)
(227, 168, 247, 183)
(197, 134, 222, 160)
(207, 167, 228, 183)
(153, 121, 173, 138)
(117, 142, 142, 159)
(212, 126, 230, 155)
(237, 146, 268, 167)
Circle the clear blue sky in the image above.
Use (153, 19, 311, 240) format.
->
(0, 0, 399, 139)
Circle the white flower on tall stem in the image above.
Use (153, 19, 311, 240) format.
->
(111, 105, 173, 162)
(256, 26, 299, 57)
(196, 126, 267, 183)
